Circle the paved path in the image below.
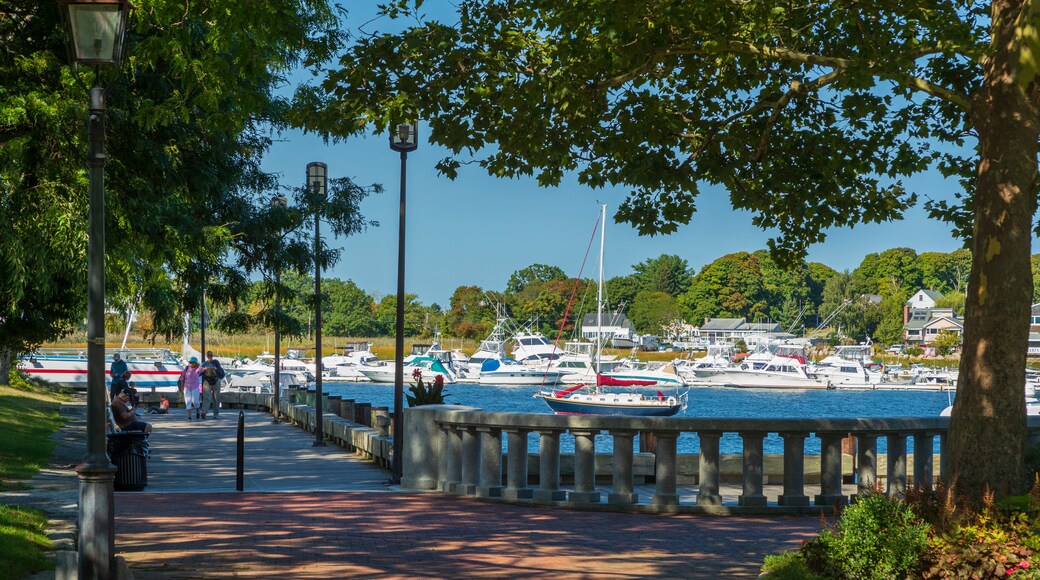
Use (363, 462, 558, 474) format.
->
(8, 404, 823, 578)
(110, 409, 821, 578)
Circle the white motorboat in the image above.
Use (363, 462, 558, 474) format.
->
(715, 346, 828, 389)
(600, 359, 687, 387)
(476, 358, 566, 386)
(358, 356, 458, 384)
(19, 347, 184, 391)
(322, 342, 379, 381)
(225, 371, 303, 394)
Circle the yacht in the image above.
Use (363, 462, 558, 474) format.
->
(715, 346, 828, 389)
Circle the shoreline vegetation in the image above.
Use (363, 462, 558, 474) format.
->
(36, 331, 986, 368)
(0, 373, 69, 578)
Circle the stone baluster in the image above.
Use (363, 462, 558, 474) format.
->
(502, 428, 533, 500)
(778, 432, 809, 506)
(815, 432, 848, 507)
(476, 426, 503, 498)
(738, 431, 767, 507)
(652, 431, 679, 508)
(608, 430, 638, 505)
(887, 432, 908, 498)
(939, 432, 947, 483)
(697, 431, 723, 506)
(444, 424, 463, 494)
(327, 395, 342, 418)
(533, 429, 566, 502)
(355, 402, 371, 426)
(460, 426, 480, 496)
(569, 429, 601, 503)
(437, 423, 451, 491)
(913, 432, 934, 488)
(856, 433, 879, 497)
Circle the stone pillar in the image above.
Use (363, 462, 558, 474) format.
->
(476, 426, 503, 498)
(738, 431, 767, 507)
(856, 433, 879, 497)
(437, 423, 450, 491)
(608, 430, 638, 505)
(778, 432, 809, 507)
(459, 426, 480, 496)
(355, 402, 372, 426)
(569, 429, 601, 503)
(341, 399, 356, 422)
(887, 432, 908, 498)
(696, 431, 722, 506)
(372, 407, 390, 433)
(913, 433, 934, 488)
(652, 431, 679, 508)
(502, 428, 533, 500)
(444, 424, 463, 493)
(815, 432, 848, 507)
(327, 395, 342, 418)
(533, 429, 566, 502)
(320, 392, 330, 413)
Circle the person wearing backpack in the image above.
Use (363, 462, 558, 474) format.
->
(200, 350, 226, 419)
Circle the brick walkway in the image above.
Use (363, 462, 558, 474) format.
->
(116, 492, 821, 578)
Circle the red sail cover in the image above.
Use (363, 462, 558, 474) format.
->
(596, 374, 656, 387)
(553, 384, 585, 398)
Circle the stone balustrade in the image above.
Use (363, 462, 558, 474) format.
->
(403, 405, 1040, 514)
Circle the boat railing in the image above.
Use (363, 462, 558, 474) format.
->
(402, 406, 1040, 513)
(29, 347, 178, 361)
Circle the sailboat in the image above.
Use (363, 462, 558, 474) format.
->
(535, 205, 689, 416)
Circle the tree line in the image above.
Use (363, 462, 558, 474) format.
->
(187, 246, 1031, 349)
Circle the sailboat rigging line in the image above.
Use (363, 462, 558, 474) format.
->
(540, 212, 602, 388)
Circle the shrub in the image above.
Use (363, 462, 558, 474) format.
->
(760, 550, 826, 580)
(828, 492, 930, 579)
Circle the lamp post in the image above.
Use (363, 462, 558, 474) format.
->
(270, 194, 288, 423)
(389, 121, 418, 483)
(307, 162, 328, 446)
(57, 0, 130, 578)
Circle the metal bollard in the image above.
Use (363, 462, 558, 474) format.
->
(236, 411, 245, 492)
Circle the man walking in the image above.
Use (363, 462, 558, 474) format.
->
(200, 351, 225, 419)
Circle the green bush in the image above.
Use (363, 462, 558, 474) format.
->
(761, 550, 825, 580)
(829, 492, 930, 579)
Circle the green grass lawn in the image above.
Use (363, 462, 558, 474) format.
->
(0, 372, 68, 578)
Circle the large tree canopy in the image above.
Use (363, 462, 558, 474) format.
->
(298, 1, 1039, 499)
(0, 0, 356, 369)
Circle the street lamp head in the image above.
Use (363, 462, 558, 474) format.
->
(58, 0, 131, 66)
(306, 162, 328, 200)
(389, 121, 418, 152)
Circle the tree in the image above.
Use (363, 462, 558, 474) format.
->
(932, 330, 962, 358)
(323, 279, 378, 337)
(631, 254, 693, 297)
(444, 286, 496, 339)
(299, 1, 1037, 498)
(920, 250, 972, 295)
(505, 264, 567, 295)
(628, 291, 680, 335)
(375, 294, 425, 337)
(679, 252, 767, 324)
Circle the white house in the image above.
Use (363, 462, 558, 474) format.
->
(906, 289, 943, 309)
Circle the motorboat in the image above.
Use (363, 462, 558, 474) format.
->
(19, 347, 184, 391)
(322, 342, 379, 381)
(476, 358, 566, 386)
(714, 346, 828, 389)
(225, 371, 303, 394)
(511, 330, 562, 364)
(358, 356, 458, 384)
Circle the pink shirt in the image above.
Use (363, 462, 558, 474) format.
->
(181, 365, 203, 391)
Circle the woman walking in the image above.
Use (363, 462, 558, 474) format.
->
(178, 357, 204, 420)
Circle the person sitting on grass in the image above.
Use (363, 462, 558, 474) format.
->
(111, 390, 152, 433)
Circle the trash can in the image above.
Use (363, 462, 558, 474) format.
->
(107, 432, 149, 491)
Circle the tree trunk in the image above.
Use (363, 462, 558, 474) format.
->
(949, 3, 1039, 498)
(0, 348, 11, 386)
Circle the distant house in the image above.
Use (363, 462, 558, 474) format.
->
(1028, 304, 1040, 355)
(692, 317, 785, 344)
(903, 308, 963, 344)
(580, 312, 639, 348)
(907, 289, 944, 309)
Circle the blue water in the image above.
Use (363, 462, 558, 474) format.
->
(322, 382, 953, 455)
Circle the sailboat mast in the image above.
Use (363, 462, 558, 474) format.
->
(596, 204, 605, 374)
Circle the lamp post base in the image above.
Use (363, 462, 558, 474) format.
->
(76, 461, 117, 580)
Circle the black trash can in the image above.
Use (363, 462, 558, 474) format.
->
(107, 432, 149, 491)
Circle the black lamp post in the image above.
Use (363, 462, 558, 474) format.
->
(57, 0, 129, 578)
(270, 194, 288, 423)
(307, 162, 327, 446)
(389, 121, 418, 483)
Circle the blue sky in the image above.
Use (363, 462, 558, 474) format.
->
(260, 130, 967, 307)
(256, 4, 971, 308)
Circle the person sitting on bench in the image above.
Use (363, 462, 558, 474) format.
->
(111, 390, 152, 433)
